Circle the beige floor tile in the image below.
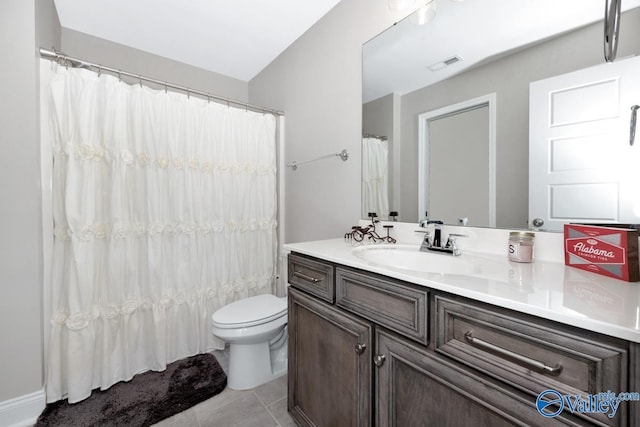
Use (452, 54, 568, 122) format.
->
(154, 369, 291, 426)
(266, 396, 297, 427)
(194, 390, 278, 427)
(253, 374, 287, 407)
(152, 407, 200, 426)
(190, 386, 248, 415)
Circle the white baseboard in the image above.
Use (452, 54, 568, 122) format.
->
(0, 389, 46, 427)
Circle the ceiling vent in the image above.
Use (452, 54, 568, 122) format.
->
(428, 55, 463, 71)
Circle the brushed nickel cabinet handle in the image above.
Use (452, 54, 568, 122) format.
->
(373, 354, 386, 367)
(293, 270, 321, 283)
(464, 331, 562, 376)
(354, 343, 367, 355)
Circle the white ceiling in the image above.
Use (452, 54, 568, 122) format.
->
(53, 0, 342, 82)
(363, 0, 640, 103)
(53, 0, 640, 94)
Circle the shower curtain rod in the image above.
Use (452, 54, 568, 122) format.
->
(363, 133, 387, 141)
(39, 48, 285, 116)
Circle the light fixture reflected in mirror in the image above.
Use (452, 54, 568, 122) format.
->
(387, 0, 417, 11)
(409, 0, 436, 25)
(388, 0, 438, 25)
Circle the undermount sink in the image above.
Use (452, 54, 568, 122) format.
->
(352, 244, 501, 276)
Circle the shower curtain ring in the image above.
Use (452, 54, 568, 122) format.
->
(138, 75, 143, 88)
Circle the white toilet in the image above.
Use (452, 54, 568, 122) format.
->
(210, 294, 288, 390)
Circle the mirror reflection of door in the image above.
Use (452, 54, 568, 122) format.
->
(529, 55, 640, 231)
(418, 94, 496, 227)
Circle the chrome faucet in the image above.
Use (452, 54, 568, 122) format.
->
(418, 211, 430, 228)
(418, 220, 466, 256)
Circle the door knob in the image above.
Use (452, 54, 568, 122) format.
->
(373, 354, 386, 367)
(354, 343, 366, 355)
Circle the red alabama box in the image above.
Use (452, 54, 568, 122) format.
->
(564, 224, 640, 282)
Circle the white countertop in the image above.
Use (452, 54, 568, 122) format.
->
(284, 237, 640, 343)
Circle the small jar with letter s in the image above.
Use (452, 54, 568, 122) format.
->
(508, 231, 535, 263)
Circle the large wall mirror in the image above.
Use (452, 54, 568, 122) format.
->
(362, 0, 640, 230)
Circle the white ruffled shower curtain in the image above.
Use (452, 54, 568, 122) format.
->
(42, 64, 278, 403)
(361, 136, 389, 220)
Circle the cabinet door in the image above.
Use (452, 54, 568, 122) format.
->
(631, 343, 640, 427)
(288, 287, 373, 427)
(375, 328, 577, 427)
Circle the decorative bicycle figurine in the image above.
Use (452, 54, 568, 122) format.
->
(344, 213, 396, 244)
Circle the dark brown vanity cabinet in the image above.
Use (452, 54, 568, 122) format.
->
(287, 252, 640, 427)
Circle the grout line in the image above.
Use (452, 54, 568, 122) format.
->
(193, 388, 250, 427)
(253, 389, 269, 407)
(268, 395, 287, 408)
(253, 384, 287, 409)
(253, 390, 282, 427)
(266, 395, 289, 427)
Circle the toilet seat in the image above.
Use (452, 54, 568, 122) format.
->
(211, 294, 286, 329)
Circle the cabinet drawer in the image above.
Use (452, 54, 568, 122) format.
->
(435, 294, 629, 427)
(336, 267, 428, 345)
(288, 253, 335, 303)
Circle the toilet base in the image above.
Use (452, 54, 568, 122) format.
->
(227, 340, 287, 390)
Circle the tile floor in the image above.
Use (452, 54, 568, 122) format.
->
(152, 349, 296, 427)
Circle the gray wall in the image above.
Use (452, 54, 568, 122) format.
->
(0, 0, 250, 406)
(61, 29, 249, 101)
(249, 0, 402, 243)
(0, 0, 60, 402)
(398, 8, 640, 229)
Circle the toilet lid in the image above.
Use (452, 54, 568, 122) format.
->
(211, 294, 287, 328)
